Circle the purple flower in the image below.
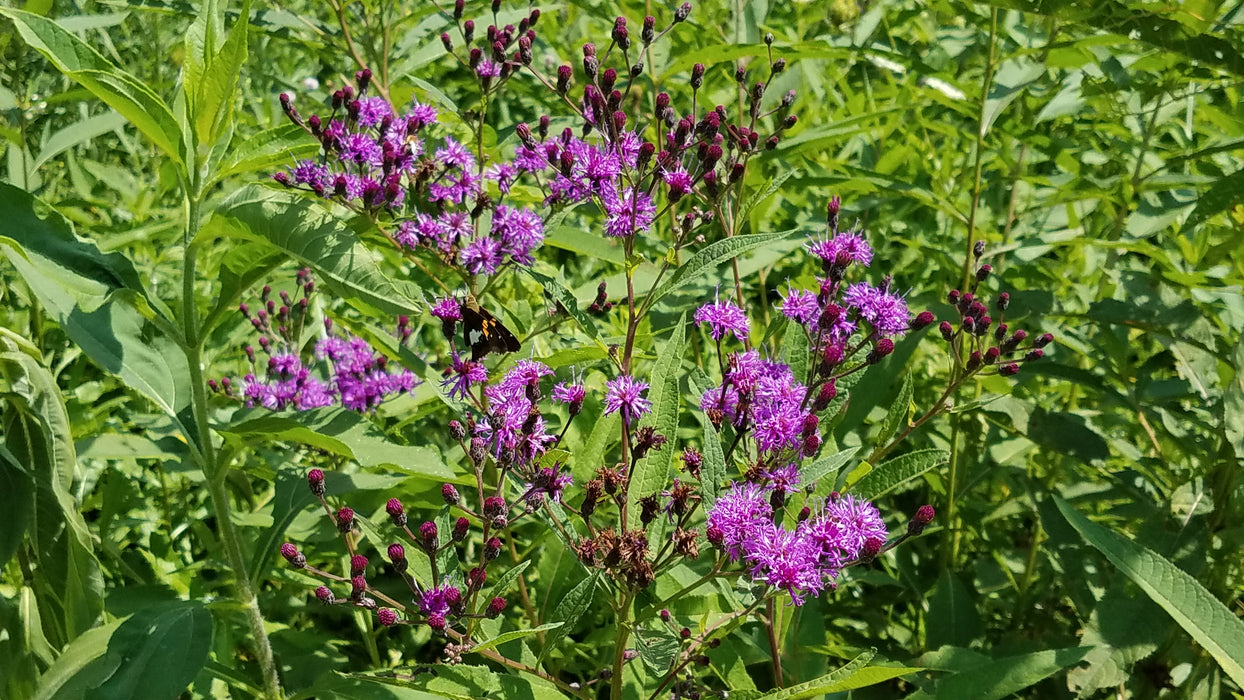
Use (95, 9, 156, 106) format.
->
(497, 359, 553, 392)
(844, 283, 909, 338)
(695, 295, 750, 342)
(663, 168, 693, 199)
(762, 463, 801, 495)
(603, 375, 651, 425)
(430, 297, 462, 321)
(603, 187, 655, 238)
(355, 97, 392, 128)
(706, 482, 773, 561)
(485, 162, 519, 193)
(819, 493, 888, 558)
(526, 465, 574, 503)
(552, 381, 585, 405)
(807, 231, 873, 267)
(781, 288, 819, 326)
(436, 138, 475, 170)
(429, 169, 481, 204)
(406, 101, 438, 128)
(475, 60, 502, 79)
(290, 160, 331, 187)
(459, 236, 504, 275)
(699, 384, 741, 424)
(339, 133, 383, 167)
(416, 585, 461, 618)
(442, 354, 488, 400)
(492, 205, 544, 265)
(744, 522, 825, 606)
(316, 336, 417, 412)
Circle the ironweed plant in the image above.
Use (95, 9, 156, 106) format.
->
(253, 3, 1052, 698)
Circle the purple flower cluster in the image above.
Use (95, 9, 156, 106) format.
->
(274, 71, 545, 277)
(789, 229, 910, 340)
(604, 375, 652, 426)
(707, 482, 888, 605)
(235, 331, 416, 412)
(211, 273, 417, 413)
(695, 294, 750, 342)
(700, 350, 815, 460)
(477, 359, 559, 466)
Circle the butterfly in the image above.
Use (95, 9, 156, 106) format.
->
(462, 297, 521, 361)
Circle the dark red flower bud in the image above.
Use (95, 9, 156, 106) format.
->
(351, 575, 367, 598)
(388, 543, 407, 572)
(419, 521, 438, 549)
(690, 63, 705, 89)
(281, 543, 305, 568)
(350, 554, 368, 576)
(468, 566, 486, 590)
(484, 496, 506, 519)
(680, 627, 692, 639)
(485, 536, 503, 561)
(674, 2, 692, 22)
(307, 469, 326, 496)
(912, 310, 936, 330)
(487, 596, 506, 618)
(442, 483, 461, 505)
(377, 608, 397, 626)
(813, 380, 838, 411)
(335, 507, 355, 533)
(463, 19, 475, 43)
(867, 338, 895, 364)
(939, 321, 954, 341)
(948, 289, 961, 306)
(859, 537, 884, 561)
(1034, 332, 1054, 348)
(706, 525, 724, 546)
(386, 498, 407, 527)
(909, 504, 935, 535)
(642, 15, 656, 43)
(966, 350, 983, 372)
(441, 32, 453, 51)
(985, 347, 1000, 364)
(996, 292, 1010, 311)
(976, 264, 992, 282)
(315, 586, 334, 603)
(453, 516, 470, 542)
(999, 363, 1020, 376)
(427, 614, 447, 631)
(1024, 349, 1044, 362)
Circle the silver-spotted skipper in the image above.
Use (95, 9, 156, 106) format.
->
(462, 297, 521, 361)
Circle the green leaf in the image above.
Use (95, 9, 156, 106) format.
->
(0, 444, 34, 568)
(1224, 334, 1244, 459)
(0, 183, 191, 436)
(800, 446, 859, 486)
(981, 59, 1045, 137)
(919, 646, 1094, 700)
(90, 603, 214, 700)
(484, 560, 532, 604)
(852, 448, 947, 500)
(356, 664, 568, 700)
(539, 571, 599, 661)
(0, 9, 185, 167)
(739, 649, 877, 699)
(523, 267, 602, 342)
(647, 230, 798, 309)
(29, 619, 123, 700)
(206, 184, 423, 316)
(875, 371, 913, 448)
(688, 368, 725, 507)
(208, 124, 319, 188)
(184, 0, 250, 148)
(627, 314, 686, 529)
(1, 339, 103, 641)
(927, 570, 981, 649)
(1055, 496, 1244, 687)
(219, 407, 453, 479)
(1184, 169, 1244, 232)
(634, 625, 680, 673)
(470, 622, 562, 653)
(31, 111, 127, 171)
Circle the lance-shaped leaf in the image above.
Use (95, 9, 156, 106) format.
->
(627, 315, 687, 529)
(1056, 496, 1244, 687)
(207, 184, 423, 316)
(647, 230, 798, 308)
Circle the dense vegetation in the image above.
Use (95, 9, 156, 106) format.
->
(1, 1, 1242, 698)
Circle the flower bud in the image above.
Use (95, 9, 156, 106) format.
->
(315, 586, 334, 604)
(386, 498, 407, 527)
(866, 338, 894, 364)
(419, 521, 438, 549)
(335, 507, 355, 533)
(660, 609, 671, 622)
(350, 554, 368, 576)
(484, 496, 506, 519)
(453, 516, 470, 542)
(859, 537, 884, 561)
(487, 596, 506, 618)
(485, 536, 503, 561)
(428, 614, 447, 631)
(939, 321, 954, 341)
(974, 240, 987, 257)
(911, 310, 936, 330)
(999, 363, 1020, 376)
(377, 608, 397, 626)
(280, 543, 305, 568)
(388, 543, 407, 572)
(351, 575, 367, 598)
(996, 292, 1010, 311)
(441, 32, 453, 51)
(772, 57, 786, 74)
(468, 566, 487, 590)
(706, 525, 724, 546)
(1024, 349, 1044, 362)
(1034, 332, 1054, 348)
(674, 2, 692, 22)
(448, 420, 467, 441)
(908, 504, 935, 535)
(442, 483, 461, 505)
(642, 15, 655, 43)
(690, 63, 705, 89)
(307, 469, 326, 496)
(976, 264, 992, 282)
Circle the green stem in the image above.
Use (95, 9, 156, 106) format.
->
(611, 592, 634, 700)
(182, 194, 283, 699)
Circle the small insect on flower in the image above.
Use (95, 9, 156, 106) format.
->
(461, 296, 521, 361)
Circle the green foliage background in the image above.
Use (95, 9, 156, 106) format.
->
(1, 0, 1242, 698)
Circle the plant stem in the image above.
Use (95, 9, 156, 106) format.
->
(765, 597, 784, 687)
(182, 193, 283, 699)
(611, 592, 634, 700)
